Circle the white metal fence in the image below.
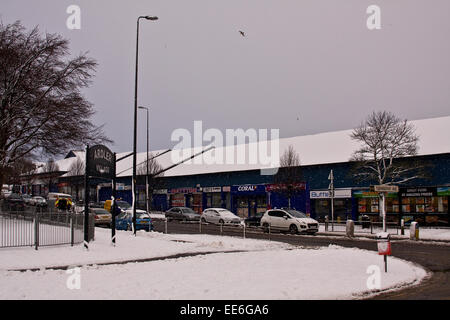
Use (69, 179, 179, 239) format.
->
(0, 206, 84, 249)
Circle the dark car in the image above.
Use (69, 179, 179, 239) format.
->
(2, 193, 25, 211)
(244, 212, 264, 227)
(165, 207, 201, 222)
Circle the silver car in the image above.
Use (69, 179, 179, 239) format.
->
(165, 207, 201, 221)
(201, 208, 242, 225)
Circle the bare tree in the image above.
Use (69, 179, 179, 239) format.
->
(350, 111, 426, 185)
(41, 159, 60, 194)
(137, 154, 165, 210)
(0, 21, 111, 186)
(68, 157, 85, 176)
(67, 157, 85, 200)
(273, 145, 303, 208)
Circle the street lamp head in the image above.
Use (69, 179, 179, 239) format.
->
(145, 16, 158, 21)
(138, 106, 149, 110)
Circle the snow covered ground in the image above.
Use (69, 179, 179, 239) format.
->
(0, 228, 428, 300)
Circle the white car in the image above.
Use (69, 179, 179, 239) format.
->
(30, 196, 47, 207)
(201, 208, 242, 225)
(260, 209, 319, 235)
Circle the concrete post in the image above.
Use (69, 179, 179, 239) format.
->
(346, 219, 355, 238)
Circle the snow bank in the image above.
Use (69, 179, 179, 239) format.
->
(0, 230, 427, 300)
(0, 228, 291, 271)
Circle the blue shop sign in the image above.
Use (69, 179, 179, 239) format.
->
(231, 185, 266, 194)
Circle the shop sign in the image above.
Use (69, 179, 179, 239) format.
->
(232, 185, 266, 193)
(203, 187, 222, 193)
(353, 190, 397, 198)
(116, 183, 125, 191)
(266, 183, 306, 192)
(437, 187, 450, 196)
(222, 186, 231, 192)
(169, 187, 199, 194)
(154, 189, 168, 194)
(400, 187, 436, 197)
(310, 189, 352, 199)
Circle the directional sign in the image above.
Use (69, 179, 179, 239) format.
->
(372, 185, 399, 193)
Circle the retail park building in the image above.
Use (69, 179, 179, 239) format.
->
(18, 116, 450, 226)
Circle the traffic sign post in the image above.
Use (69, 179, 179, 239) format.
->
(84, 145, 115, 250)
(328, 170, 334, 232)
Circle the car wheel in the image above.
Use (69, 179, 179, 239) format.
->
(262, 223, 269, 233)
(201, 217, 206, 223)
(289, 224, 298, 235)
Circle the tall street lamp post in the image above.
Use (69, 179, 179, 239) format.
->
(138, 106, 150, 215)
(133, 15, 158, 235)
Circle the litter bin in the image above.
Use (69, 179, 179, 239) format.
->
(361, 215, 370, 229)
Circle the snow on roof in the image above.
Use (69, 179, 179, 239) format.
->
(33, 116, 450, 177)
(115, 115, 450, 178)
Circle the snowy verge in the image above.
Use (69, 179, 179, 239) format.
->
(0, 227, 292, 271)
(0, 244, 427, 300)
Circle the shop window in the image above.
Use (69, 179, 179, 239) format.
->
(358, 198, 379, 214)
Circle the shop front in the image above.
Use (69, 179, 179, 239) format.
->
(309, 189, 352, 222)
(203, 186, 224, 209)
(399, 187, 449, 226)
(231, 185, 267, 218)
(353, 189, 400, 224)
(169, 187, 202, 214)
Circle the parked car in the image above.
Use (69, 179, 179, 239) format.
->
(201, 208, 242, 225)
(21, 194, 32, 205)
(165, 207, 201, 221)
(2, 193, 25, 211)
(244, 212, 264, 227)
(260, 209, 319, 235)
(30, 196, 47, 207)
(90, 208, 112, 227)
(115, 210, 153, 232)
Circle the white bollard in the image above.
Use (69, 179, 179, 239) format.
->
(410, 222, 419, 241)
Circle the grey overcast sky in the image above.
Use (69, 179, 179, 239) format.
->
(1, 0, 450, 154)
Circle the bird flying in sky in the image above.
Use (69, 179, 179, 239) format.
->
(239, 30, 245, 37)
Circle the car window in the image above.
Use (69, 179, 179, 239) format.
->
(182, 208, 196, 214)
(286, 210, 307, 218)
(268, 210, 284, 217)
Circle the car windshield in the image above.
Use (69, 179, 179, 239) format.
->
(286, 210, 307, 218)
(116, 201, 131, 209)
(182, 208, 197, 214)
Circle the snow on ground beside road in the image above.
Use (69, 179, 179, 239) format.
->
(318, 223, 450, 241)
(408, 228, 450, 241)
(0, 227, 291, 271)
(0, 245, 427, 300)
